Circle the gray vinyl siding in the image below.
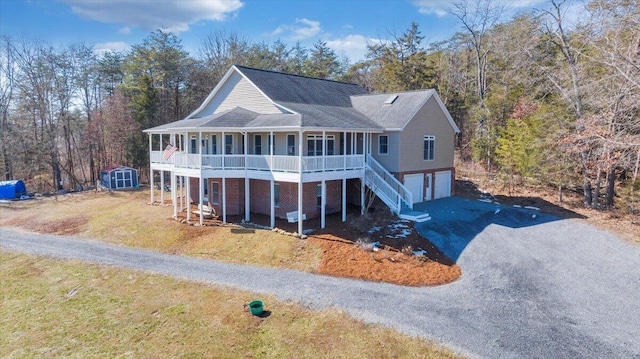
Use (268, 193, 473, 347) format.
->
(398, 96, 455, 172)
(370, 132, 400, 173)
(197, 72, 282, 117)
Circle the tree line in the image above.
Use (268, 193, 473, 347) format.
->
(0, 0, 637, 210)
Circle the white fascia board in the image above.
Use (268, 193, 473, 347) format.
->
(234, 66, 300, 116)
(184, 66, 239, 119)
(397, 90, 460, 133)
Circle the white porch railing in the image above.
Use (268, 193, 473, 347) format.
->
(365, 155, 413, 212)
(152, 152, 364, 174)
(150, 151, 174, 165)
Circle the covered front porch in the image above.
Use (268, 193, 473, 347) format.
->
(148, 129, 378, 235)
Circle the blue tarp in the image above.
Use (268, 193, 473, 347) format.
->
(0, 180, 27, 200)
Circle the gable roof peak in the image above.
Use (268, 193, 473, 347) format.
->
(233, 65, 361, 87)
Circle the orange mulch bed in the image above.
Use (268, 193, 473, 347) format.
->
(229, 205, 462, 287)
(310, 234, 461, 287)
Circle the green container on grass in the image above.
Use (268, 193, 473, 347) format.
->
(249, 300, 264, 315)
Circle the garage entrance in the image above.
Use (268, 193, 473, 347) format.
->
(434, 170, 452, 199)
(403, 173, 424, 204)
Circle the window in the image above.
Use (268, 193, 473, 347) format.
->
(190, 135, 197, 154)
(423, 135, 435, 161)
(316, 184, 322, 207)
(211, 135, 217, 154)
(274, 183, 280, 207)
(307, 135, 335, 156)
(201, 135, 208, 154)
(379, 135, 389, 155)
(287, 134, 296, 156)
(210, 182, 219, 205)
(254, 135, 262, 155)
(225, 134, 233, 154)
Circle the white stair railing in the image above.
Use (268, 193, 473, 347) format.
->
(365, 155, 413, 212)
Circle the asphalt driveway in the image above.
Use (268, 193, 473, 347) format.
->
(1, 198, 639, 358)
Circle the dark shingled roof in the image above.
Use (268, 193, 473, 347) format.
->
(146, 66, 449, 132)
(236, 66, 369, 107)
(146, 107, 302, 131)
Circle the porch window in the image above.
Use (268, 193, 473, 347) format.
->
(211, 135, 217, 154)
(225, 134, 233, 155)
(316, 184, 322, 207)
(307, 135, 335, 156)
(210, 182, 219, 205)
(254, 135, 262, 155)
(274, 183, 280, 207)
(423, 135, 435, 161)
(201, 135, 209, 154)
(287, 134, 296, 156)
(190, 135, 197, 154)
(379, 135, 389, 155)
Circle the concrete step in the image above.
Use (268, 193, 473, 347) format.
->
(399, 211, 431, 223)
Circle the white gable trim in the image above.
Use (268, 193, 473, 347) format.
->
(398, 90, 460, 133)
(432, 91, 461, 133)
(233, 66, 299, 115)
(186, 66, 300, 120)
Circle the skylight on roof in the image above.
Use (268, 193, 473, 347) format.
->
(384, 95, 398, 104)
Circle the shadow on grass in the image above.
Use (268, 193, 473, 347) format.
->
(413, 181, 586, 262)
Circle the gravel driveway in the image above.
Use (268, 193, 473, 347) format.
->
(1, 201, 639, 358)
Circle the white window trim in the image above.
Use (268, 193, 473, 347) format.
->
(210, 181, 220, 205)
(254, 134, 262, 155)
(274, 183, 280, 208)
(378, 135, 389, 155)
(287, 133, 296, 156)
(225, 134, 233, 155)
(423, 135, 435, 161)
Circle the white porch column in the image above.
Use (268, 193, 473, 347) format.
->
(221, 131, 226, 170)
(245, 177, 250, 222)
(322, 130, 326, 171)
(186, 176, 191, 222)
(222, 177, 227, 224)
(160, 170, 165, 204)
(343, 131, 347, 169)
(297, 129, 304, 235)
(172, 173, 178, 218)
(321, 180, 326, 229)
(270, 179, 275, 228)
(199, 175, 204, 225)
(342, 178, 347, 222)
(149, 134, 153, 204)
(360, 177, 365, 216)
(244, 132, 250, 222)
(178, 176, 183, 213)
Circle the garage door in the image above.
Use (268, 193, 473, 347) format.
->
(434, 170, 451, 199)
(403, 174, 423, 204)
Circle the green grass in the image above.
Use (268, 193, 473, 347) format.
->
(0, 252, 462, 358)
(0, 190, 322, 272)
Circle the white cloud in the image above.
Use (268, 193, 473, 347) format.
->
(63, 0, 244, 33)
(268, 18, 321, 40)
(292, 18, 321, 40)
(119, 26, 131, 35)
(326, 34, 387, 62)
(412, 0, 549, 17)
(93, 41, 130, 56)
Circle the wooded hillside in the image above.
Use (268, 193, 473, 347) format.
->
(0, 0, 637, 211)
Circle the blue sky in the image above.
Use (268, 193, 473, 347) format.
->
(1, 0, 554, 62)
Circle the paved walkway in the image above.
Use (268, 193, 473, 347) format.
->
(1, 217, 639, 358)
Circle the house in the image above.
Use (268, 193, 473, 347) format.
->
(100, 165, 139, 190)
(144, 65, 459, 233)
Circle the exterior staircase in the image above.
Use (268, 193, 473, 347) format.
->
(364, 155, 431, 222)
